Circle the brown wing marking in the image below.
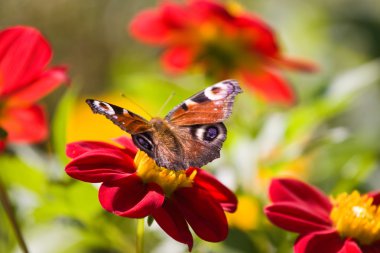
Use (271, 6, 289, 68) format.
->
(165, 79, 242, 126)
(86, 99, 152, 134)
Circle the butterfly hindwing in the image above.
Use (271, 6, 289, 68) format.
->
(86, 99, 152, 134)
(151, 123, 227, 170)
(165, 79, 242, 125)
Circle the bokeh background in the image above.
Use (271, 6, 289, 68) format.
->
(1, 0, 380, 252)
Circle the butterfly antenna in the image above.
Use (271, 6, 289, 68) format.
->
(121, 93, 153, 118)
(157, 91, 176, 117)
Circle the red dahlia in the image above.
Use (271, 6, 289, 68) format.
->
(129, 0, 317, 105)
(265, 178, 380, 253)
(65, 137, 237, 250)
(0, 26, 68, 147)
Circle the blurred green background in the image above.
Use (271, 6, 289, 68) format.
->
(1, 0, 380, 252)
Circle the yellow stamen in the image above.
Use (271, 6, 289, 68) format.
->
(134, 151, 196, 195)
(330, 191, 380, 245)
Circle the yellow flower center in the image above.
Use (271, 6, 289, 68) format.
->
(134, 150, 196, 195)
(330, 191, 380, 245)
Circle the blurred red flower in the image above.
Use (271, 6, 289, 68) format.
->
(129, 0, 317, 105)
(265, 178, 380, 253)
(65, 137, 237, 250)
(0, 26, 68, 147)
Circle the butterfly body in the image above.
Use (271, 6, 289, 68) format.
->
(86, 80, 242, 170)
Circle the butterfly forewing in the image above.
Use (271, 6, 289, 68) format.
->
(165, 80, 242, 126)
(86, 99, 152, 134)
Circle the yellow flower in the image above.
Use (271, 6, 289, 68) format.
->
(227, 195, 259, 231)
(66, 94, 150, 143)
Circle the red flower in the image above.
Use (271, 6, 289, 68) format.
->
(65, 137, 237, 250)
(0, 26, 68, 146)
(129, 0, 317, 105)
(265, 178, 380, 253)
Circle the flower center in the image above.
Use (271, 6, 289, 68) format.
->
(330, 191, 380, 245)
(134, 150, 196, 195)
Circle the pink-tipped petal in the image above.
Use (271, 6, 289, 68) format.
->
(268, 178, 332, 219)
(65, 150, 136, 182)
(240, 68, 295, 105)
(0, 104, 47, 143)
(174, 186, 228, 242)
(99, 175, 164, 218)
(7, 66, 68, 106)
(192, 168, 237, 212)
(265, 203, 332, 234)
(153, 199, 193, 251)
(294, 230, 345, 253)
(0, 26, 51, 96)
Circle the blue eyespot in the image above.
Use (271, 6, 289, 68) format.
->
(204, 126, 219, 141)
(133, 134, 153, 152)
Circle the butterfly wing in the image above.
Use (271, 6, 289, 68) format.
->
(157, 80, 241, 170)
(86, 79, 242, 171)
(165, 79, 242, 125)
(86, 99, 152, 134)
(150, 122, 227, 170)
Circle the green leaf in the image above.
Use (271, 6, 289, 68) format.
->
(0, 155, 46, 193)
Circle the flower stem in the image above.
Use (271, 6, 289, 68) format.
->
(136, 218, 145, 253)
(0, 179, 29, 253)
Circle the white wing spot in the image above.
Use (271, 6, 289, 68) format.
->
(204, 82, 232, 100)
(93, 101, 115, 114)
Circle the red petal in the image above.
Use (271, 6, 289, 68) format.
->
(152, 199, 193, 251)
(7, 67, 68, 106)
(192, 168, 237, 212)
(268, 178, 332, 220)
(240, 68, 295, 105)
(368, 192, 380, 206)
(66, 140, 126, 158)
(173, 186, 228, 242)
(274, 56, 319, 73)
(0, 104, 47, 143)
(160, 46, 196, 73)
(99, 175, 164, 218)
(113, 136, 138, 157)
(129, 8, 171, 45)
(362, 241, 380, 253)
(0, 26, 51, 97)
(65, 150, 136, 182)
(234, 15, 279, 57)
(265, 203, 332, 234)
(294, 230, 346, 253)
(190, 0, 233, 21)
(0, 138, 5, 152)
(338, 240, 362, 253)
